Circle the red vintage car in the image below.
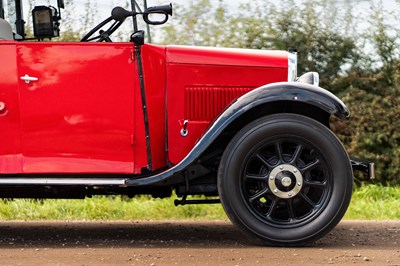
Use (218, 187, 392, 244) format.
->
(0, 0, 373, 246)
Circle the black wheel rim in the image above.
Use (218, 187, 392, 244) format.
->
(241, 137, 332, 228)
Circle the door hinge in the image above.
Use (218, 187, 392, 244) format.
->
(131, 134, 135, 146)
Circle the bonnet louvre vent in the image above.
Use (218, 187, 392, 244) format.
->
(184, 86, 253, 122)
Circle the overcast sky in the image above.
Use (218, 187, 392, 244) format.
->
(23, 0, 399, 41)
(28, 0, 398, 14)
(27, 0, 399, 20)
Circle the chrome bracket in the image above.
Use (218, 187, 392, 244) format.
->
(180, 120, 189, 137)
(0, 102, 5, 112)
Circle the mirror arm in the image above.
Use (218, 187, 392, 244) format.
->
(130, 0, 138, 32)
(143, 0, 151, 43)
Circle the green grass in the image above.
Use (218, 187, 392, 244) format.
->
(0, 195, 227, 221)
(0, 185, 398, 220)
(344, 184, 400, 220)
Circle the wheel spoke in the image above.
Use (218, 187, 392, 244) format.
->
(248, 187, 269, 203)
(304, 180, 327, 188)
(299, 192, 317, 208)
(300, 158, 320, 173)
(244, 173, 268, 181)
(290, 144, 303, 164)
(287, 199, 297, 221)
(256, 153, 275, 169)
(266, 198, 278, 218)
(275, 142, 284, 162)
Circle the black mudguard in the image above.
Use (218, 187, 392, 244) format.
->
(126, 82, 350, 186)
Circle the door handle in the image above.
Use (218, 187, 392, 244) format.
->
(20, 74, 39, 84)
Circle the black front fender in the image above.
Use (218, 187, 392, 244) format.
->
(232, 81, 350, 119)
(126, 82, 349, 186)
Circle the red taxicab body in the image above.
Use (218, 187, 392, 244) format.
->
(0, 41, 290, 174)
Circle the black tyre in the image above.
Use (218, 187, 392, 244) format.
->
(218, 113, 353, 246)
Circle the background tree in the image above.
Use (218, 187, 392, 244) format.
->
(335, 2, 400, 184)
(158, 0, 361, 91)
(158, 0, 400, 184)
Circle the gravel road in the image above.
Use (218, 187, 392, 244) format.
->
(0, 220, 398, 265)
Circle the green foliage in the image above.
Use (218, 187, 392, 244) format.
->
(158, 0, 400, 184)
(333, 2, 400, 184)
(260, 0, 360, 91)
(337, 82, 400, 184)
(159, 0, 361, 91)
(158, 0, 233, 46)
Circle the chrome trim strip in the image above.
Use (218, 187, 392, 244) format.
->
(287, 52, 298, 82)
(0, 178, 126, 185)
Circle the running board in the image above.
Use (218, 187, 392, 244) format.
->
(0, 177, 126, 186)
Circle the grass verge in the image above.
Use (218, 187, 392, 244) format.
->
(344, 184, 400, 220)
(0, 195, 226, 220)
(0, 185, 398, 220)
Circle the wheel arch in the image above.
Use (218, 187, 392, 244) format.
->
(126, 82, 349, 186)
(202, 81, 349, 165)
(217, 100, 331, 143)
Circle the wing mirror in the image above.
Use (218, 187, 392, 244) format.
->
(111, 4, 172, 25)
(32, 6, 60, 39)
(143, 4, 172, 25)
(32, 0, 64, 39)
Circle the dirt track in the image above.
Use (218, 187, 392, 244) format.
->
(0, 220, 398, 265)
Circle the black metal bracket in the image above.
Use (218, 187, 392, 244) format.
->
(174, 198, 220, 206)
(350, 157, 375, 180)
(174, 171, 220, 206)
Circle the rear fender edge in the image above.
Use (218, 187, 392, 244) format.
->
(125, 82, 349, 187)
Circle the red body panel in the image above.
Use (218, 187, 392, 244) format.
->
(166, 45, 289, 68)
(0, 41, 289, 174)
(0, 42, 22, 173)
(165, 46, 289, 164)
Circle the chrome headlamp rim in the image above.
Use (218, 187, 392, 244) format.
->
(297, 72, 320, 87)
(288, 51, 298, 82)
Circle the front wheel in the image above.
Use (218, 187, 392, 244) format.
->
(218, 113, 353, 246)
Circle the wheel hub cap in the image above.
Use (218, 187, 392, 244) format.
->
(269, 164, 303, 199)
(281, 176, 292, 187)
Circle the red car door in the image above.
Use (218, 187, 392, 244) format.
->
(16, 42, 136, 174)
